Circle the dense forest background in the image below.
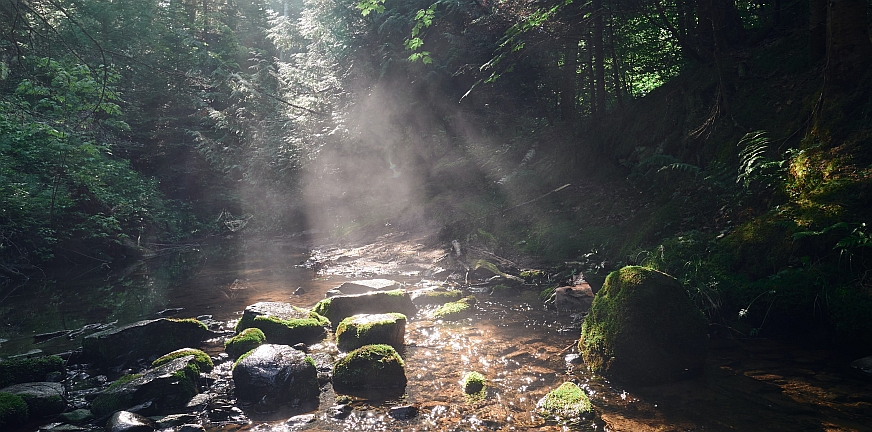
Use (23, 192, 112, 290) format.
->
(1, 0, 871, 349)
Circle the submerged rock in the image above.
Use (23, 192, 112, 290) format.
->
(235, 302, 329, 345)
(535, 382, 594, 425)
(432, 296, 476, 321)
(106, 410, 155, 432)
(82, 319, 208, 367)
(335, 313, 406, 351)
(325, 279, 404, 297)
(0, 382, 65, 417)
(333, 344, 406, 390)
(579, 266, 708, 385)
(231, 344, 319, 405)
(90, 355, 200, 416)
(224, 328, 266, 359)
(409, 288, 464, 306)
(313, 290, 416, 324)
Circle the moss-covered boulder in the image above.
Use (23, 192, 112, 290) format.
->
(462, 371, 486, 395)
(335, 313, 406, 351)
(231, 344, 319, 405)
(0, 382, 65, 418)
(0, 392, 28, 428)
(235, 302, 329, 345)
(535, 382, 594, 425)
(91, 355, 200, 416)
(325, 279, 404, 297)
(579, 266, 708, 385)
(313, 290, 416, 324)
(432, 296, 476, 321)
(82, 318, 208, 367)
(333, 344, 406, 390)
(0, 355, 65, 388)
(152, 348, 213, 372)
(409, 288, 464, 306)
(224, 328, 266, 359)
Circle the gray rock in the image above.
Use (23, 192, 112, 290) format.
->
(325, 279, 404, 297)
(90, 356, 200, 416)
(313, 290, 417, 324)
(58, 408, 94, 424)
(0, 381, 66, 417)
(850, 356, 872, 374)
(151, 413, 199, 428)
(231, 344, 319, 405)
(388, 404, 418, 420)
(554, 283, 594, 314)
(177, 424, 206, 432)
(286, 413, 316, 426)
(106, 411, 155, 432)
(82, 319, 208, 366)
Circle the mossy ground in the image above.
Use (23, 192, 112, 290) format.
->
(333, 344, 406, 389)
(225, 327, 266, 358)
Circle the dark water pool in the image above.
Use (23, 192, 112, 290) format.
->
(1, 238, 870, 431)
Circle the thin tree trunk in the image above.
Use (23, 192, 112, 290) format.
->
(592, 0, 606, 115)
(809, 0, 827, 62)
(560, 38, 579, 121)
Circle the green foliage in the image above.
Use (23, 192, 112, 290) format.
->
(0, 393, 28, 427)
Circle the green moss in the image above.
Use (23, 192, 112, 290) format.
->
(232, 349, 256, 370)
(152, 348, 213, 372)
(536, 382, 593, 425)
(108, 373, 142, 390)
(462, 371, 486, 395)
(333, 344, 406, 389)
(250, 315, 328, 345)
(433, 296, 476, 320)
(0, 392, 28, 427)
(0, 355, 64, 388)
(225, 328, 266, 359)
(335, 313, 406, 351)
(312, 298, 332, 317)
(166, 317, 209, 330)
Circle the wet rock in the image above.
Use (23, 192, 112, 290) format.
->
(224, 328, 266, 359)
(90, 356, 200, 416)
(389, 404, 418, 420)
(82, 319, 208, 367)
(152, 348, 213, 372)
(579, 266, 708, 385)
(39, 423, 87, 431)
(409, 288, 464, 306)
(535, 382, 594, 425)
(0, 382, 66, 417)
(313, 290, 417, 324)
(327, 404, 352, 419)
(286, 413, 316, 426)
(462, 371, 486, 395)
(231, 344, 319, 405)
(177, 424, 205, 432)
(850, 356, 872, 375)
(325, 279, 404, 297)
(554, 283, 594, 314)
(151, 413, 199, 428)
(235, 302, 329, 345)
(432, 296, 476, 321)
(106, 410, 155, 432)
(0, 355, 65, 388)
(335, 313, 406, 351)
(58, 408, 93, 424)
(333, 344, 406, 390)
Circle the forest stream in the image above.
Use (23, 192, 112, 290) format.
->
(1, 233, 871, 432)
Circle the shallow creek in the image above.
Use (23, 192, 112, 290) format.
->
(1, 236, 870, 431)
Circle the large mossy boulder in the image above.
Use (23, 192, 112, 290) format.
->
(0, 355, 65, 387)
(152, 348, 213, 372)
(235, 302, 329, 345)
(224, 328, 266, 359)
(0, 382, 65, 418)
(313, 290, 416, 324)
(231, 344, 319, 405)
(91, 355, 201, 416)
(579, 266, 708, 385)
(535, 382, 594, 425)
(332, 344, 406, 390)
(82, 318, 208, 367)
(335, 313, 406, 351)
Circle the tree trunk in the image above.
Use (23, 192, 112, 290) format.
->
(560, 39, 579, 121)
(825, 0, 872, 84)
(809, 0, 827, 62)
(592, 0, 606, 115)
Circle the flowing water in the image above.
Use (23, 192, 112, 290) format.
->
(1, 236, 870, 431)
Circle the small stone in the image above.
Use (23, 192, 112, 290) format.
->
(58, 409, 93, 424)
(388, 405, 418, 420)
(177, 424, 206, 432)
(106, 411, 155, 432)
(286, 414, 316, 426)
(292, 343, 309, 353)
(328, 404, 352, 419)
